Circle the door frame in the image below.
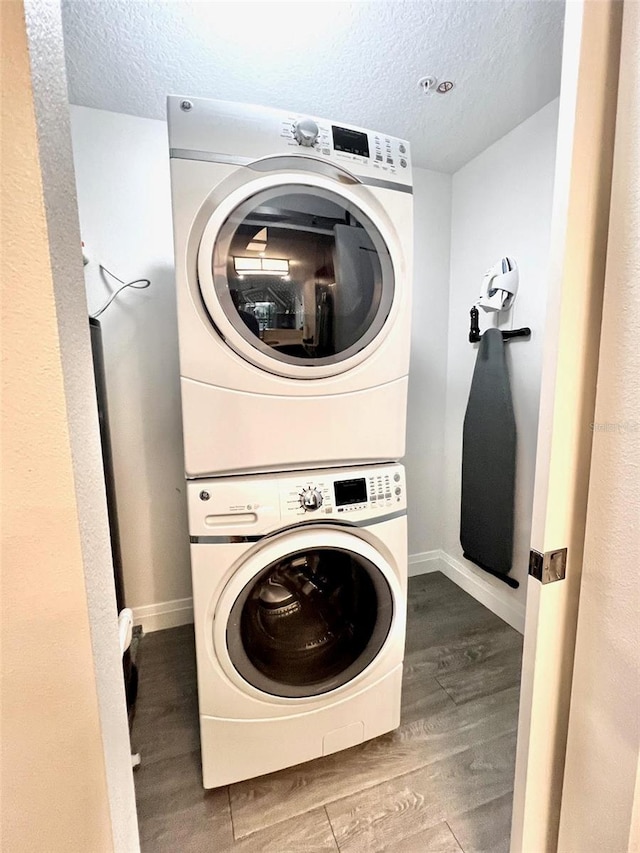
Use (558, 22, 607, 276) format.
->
(510, 2, 623, 851)
(19, 1, 624, 851)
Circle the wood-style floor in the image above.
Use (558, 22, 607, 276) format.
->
(132, 572, 523, 852)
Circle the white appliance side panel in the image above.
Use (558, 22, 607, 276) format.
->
(181, 377, 408, 477)
(198, 665, 403, 788)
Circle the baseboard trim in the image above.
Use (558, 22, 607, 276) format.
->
(407, 550, 444, 577)
(438, 551, 525, 634)
(132, 597, 194, 633)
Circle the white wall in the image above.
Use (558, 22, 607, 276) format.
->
(440, 100, 559, 631)
(405, 167, 452, 562)
(70, 106, 191, 627)
(558, 2, 640, 845)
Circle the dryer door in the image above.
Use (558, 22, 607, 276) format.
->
(215, 527, 403, 699)
(197, 169, 401, 379)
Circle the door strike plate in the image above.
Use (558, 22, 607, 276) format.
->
(529, 548, 567, 584)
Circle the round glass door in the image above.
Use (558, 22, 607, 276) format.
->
(206, 185, 395, 368)
(225, 546, 394, 698)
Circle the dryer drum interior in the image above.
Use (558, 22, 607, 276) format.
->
(226, 546, 394, 698)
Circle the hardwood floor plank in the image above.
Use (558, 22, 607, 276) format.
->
(404, 622, 520, 675)
(447, 791, 514, 853)
(435, 647, 523, 706)
(230, 808, 338, 853)
(325, 731, 516, 853)
(135, 752, 338, 853)
(131, 685, 200, 765)
(134, 750, 234, 853)
(404, 600, 504, 657)
(384, 820, 463, 853)
(228, 687, 519, 838)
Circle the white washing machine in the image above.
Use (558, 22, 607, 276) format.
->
(187, 462, 407, 788)
(168, 96, 413, 477)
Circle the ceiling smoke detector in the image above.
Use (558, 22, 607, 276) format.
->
(418, 76, 438, 94)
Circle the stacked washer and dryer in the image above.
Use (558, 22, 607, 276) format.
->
(167, 97, 413, 788)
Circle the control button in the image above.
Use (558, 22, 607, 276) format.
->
(399, 143, 406, 154)
(293, 118, 320, 147)
(395, 487, 402, 496)
(322, 148, 330, 155)
(199, 490, 210, 501)
(385, 492, 392, 499)
(386, 158, 393, 164)
(299, 487, 323, 511)
(394, 472, 401, 482)
(375, 155, 383, 162)
(400, 158, 407, 168)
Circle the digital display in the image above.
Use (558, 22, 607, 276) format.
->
(334, 478, 368, 506)
(332, 126, 370, 158)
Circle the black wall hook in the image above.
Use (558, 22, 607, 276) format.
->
(469, 306, 531, 343)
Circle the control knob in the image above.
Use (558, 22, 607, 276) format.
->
(299, 487, 323, 511)
(293, 118, 319, 147)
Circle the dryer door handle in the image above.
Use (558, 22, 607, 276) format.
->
(247, 155, 361, 186)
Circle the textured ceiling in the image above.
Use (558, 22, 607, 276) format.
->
(61, 0, 564, 172)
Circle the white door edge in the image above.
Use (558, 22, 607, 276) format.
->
(510, 2, 623, 851)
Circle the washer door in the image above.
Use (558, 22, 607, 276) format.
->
(215, 528, 401, 699)
(197, 170, 398, 379)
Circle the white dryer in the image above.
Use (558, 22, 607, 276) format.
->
(187, 462, 407, 788)
(168, 97, 413, 477)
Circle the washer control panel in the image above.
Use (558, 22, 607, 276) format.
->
(187, 463, 405, 537)
(282, 463, 405, 520)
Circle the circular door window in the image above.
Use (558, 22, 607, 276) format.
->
(201, 184, 395, 371)
(225, 545, 394, 698)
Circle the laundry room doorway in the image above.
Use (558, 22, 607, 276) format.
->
(13, 0, 628, 851)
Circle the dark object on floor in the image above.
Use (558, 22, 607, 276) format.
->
(123, 648, 139, 721)
(461, 327, 518, 587)
(90, 317, 140, 712)
(89, 317, 126, 610)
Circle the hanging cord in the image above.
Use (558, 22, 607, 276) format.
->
(90, 265, 151, 319)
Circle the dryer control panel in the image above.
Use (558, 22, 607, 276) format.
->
(187, 463, 406, 538)
(167, 96, 412, 188)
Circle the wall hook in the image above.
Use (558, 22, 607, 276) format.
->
(469, 306, 531, 343)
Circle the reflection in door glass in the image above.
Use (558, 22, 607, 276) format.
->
(213, 188, 393, 363)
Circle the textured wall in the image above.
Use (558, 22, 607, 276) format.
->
(1, 2, 114, 849)
(558, 1, 640, 846)
(442, 100, 560, 628)
(21, 2, 139, 849)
